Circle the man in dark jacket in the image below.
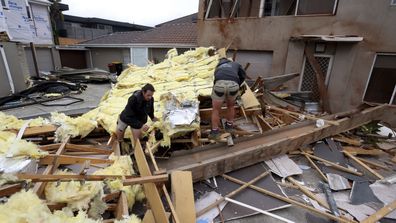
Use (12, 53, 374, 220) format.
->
(209, 58, 246, 140)
(116, 83, 158, 142)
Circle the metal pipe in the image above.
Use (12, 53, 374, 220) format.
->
(0, 45, 15, 93)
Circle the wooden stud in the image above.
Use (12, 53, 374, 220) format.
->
(39, 155, 114, 165)
(302, 152, 328, 182)
(357, 157, 387, 170)
(361, 200, 396, 223)
(145, 141, 180, 223)
(303, 152, 363, 176)
(171, 171, 196, 223)
(343, 151, 384, 180)
(196, 171, 269, 217)
(287, 177, 330, 210)
(115, 191, 129, 220)
(222, 174, 356, 223)
(134, 140, 170, 223)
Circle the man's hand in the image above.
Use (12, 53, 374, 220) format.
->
(142, 124, 150, 132)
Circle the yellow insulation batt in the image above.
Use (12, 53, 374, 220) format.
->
(51, 112, 97, 142)
(0, 190, 141, 223)
(0, 131, 48, 158)
(93, 154, 145, 208)
(0, 112, 47, 131)
(44, 155, 144, 211)
(83, 47, 219, 147)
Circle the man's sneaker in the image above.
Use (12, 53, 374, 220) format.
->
(224, 122, 234, 133)
(208, 129, 221, 141)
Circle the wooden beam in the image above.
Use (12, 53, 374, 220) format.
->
(361, 200, 396, 223)
(222, 174, 356, 223)
(171, 171, 196, 223)
(146, 140, 180, 223)
(22, 125, 57, 137)
(287, 176, 330, 210)
(66, 144, 112, 154)
(343, 151, 384, 179)
(0, 184, 22, 197)
(197, 171, 269, 217)
(158, 105, 388, 182)
(123, 174, 168, 185)
(115, 191, 129, 220)
(302, 152, 328, 182)
(134, 140, 169, 223)
(303, 152, 363, 176)
(39, 154, 114, 165)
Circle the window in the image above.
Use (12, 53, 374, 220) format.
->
(1, 0, 8, 9)
(299, 55, 333, 101)
(391, 0, 396, 6)
(363, 54, 396, 105)
(204, 0, 338, 19)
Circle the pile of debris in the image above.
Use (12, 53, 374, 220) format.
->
(0, 47, 394, 223)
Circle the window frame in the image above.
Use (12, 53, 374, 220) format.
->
(362, 53, 396, 105)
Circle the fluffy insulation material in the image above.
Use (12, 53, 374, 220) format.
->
(51, 112, 97, 142)
(86, 47, 218, 147)
(114, 215, 141, 223)
(94, 155, 145, 208)
(0, 131, 48, 158)
(45, 170, 103, 211)
(0, 190, 100, 223)
(0, 112, 47, 131)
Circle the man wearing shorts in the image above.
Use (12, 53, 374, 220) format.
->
(209, 58, 246, 140)
(116, 83, 158, 143)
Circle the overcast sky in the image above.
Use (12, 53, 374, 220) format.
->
(61, 0, 199, 27)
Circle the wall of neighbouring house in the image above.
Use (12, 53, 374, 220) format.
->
(24, 46, 61, 74)
(198, 0, 396, 113)
(0, 42, 30, 96)
(89, 48, 130, 70)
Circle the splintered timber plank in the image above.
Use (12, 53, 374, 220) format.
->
(65, 144, 112, 154)
(22, 125, 57, 137)
(158, 105, 388, 182)
(39, 155, 114, 165)
(115, 191, 129, 220)
(171, 171, 196, 223)
(134, 140, 169, 223)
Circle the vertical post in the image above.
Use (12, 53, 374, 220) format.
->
(259, 0, 265, 17)
(0, 45, 15, 93)
(30, 42, 40, 78)
(205, 0, 213, 19)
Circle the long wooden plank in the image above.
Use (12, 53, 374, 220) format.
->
(361, 200, 396, 223)
(22, 125, 57, 137)
(171, 171, 196, 223)
(134, 140, 169, 223)
(16, 174, 167, 184)
(222, 174, 356, 223)
(39, 154, 114, 165)
(197, 171, 269, 217)
(158, 105, 388, 182)
(343, 151, 384, 179)
(115, 191, 129, 220)
(66, 144, 112, 154)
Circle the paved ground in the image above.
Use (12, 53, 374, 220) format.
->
(3, 83, 112, 119)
